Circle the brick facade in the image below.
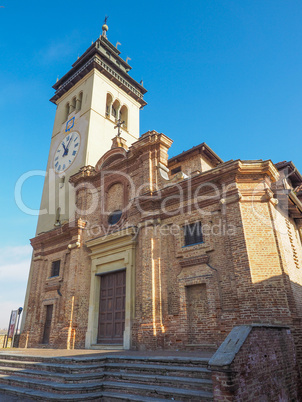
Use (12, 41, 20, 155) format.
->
(20, 131, 302, 391)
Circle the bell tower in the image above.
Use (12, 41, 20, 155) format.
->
(36, 20, 147, 234)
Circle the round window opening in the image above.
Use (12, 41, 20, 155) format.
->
(108, 210, 122, 225)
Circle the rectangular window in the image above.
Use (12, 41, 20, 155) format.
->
(171, 166, 181, 175)
(184, 222, 203, 246)
(51, 260, 60, 277)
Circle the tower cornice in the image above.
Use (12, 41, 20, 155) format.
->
(51, 38, 147, 107)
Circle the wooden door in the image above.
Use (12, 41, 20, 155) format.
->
(98, 270, 126, 344)
(42, 304, 53, 344)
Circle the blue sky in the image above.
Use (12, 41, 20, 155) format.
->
(1, 0, 302, 328)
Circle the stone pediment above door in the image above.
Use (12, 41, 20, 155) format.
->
(86, 226, 137, 260)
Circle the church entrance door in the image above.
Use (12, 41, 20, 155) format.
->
(42, 304, 53, 344)
(97, 270, 126, 344)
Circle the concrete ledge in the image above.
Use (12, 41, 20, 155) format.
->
(208, 324, 290, 368)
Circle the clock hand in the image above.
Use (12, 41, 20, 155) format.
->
(62, 142, 67, 155)
(64, 134, 73, 156)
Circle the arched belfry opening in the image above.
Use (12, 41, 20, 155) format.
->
(119, 105, 128, 129)
(106, 93, 113, 117)
(112, 99, 120, 120)
(76, 92, 83, 111)
(65, 103, 70, 121)
(70, 97, 76, 113)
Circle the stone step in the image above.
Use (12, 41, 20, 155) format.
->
(105, 355, 211, 368)
(0, 353, 214, 401)
(0, 384, 183, 401)
(101, 391, 184, 402)
(0, 358, 104, 374)
(0, 374, 102, 394)
(0, 352, 211, 368)
(102, 381, 213, 401)
(0, 353, 107, 364)
(0, 366, 212, 391)
(0, 366, 105, 383)
(105, 372, 213, 391)
(105, 361, 211, 378)
(0, 375, 213, 400)
(0, 357, 211, 378)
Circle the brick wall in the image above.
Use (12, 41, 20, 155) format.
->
(209, 325, 300, 401)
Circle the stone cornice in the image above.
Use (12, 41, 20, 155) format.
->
(236, 160, 279, 181)
(31, 219, 86, 251)
(70, 155, 280, 214)
(161, 159, 278, 194)
(131, 130, 173, 152)
(51, 53, 147, 107)
(69, 165, 97, 185)
(134, 160, 278, 213)
(168, 142, 223, 167)
(179, 255, 209, 267)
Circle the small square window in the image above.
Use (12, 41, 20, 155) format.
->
(171, 166, 181, 175)
(108, 210, 122, 225)
(184, 222, 203, 246)
(51, 260, 60, 277)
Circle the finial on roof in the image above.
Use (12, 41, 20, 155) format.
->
(102, 15, 109, 37)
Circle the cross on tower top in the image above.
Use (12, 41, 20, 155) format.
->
(114, 119, 125, 137)
(102, 16, 109, 37)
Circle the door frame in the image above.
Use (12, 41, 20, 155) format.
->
(39, 298, 58, 345)
(97, 268, 126, 344)
(42, 304, 53, 344)
(85, 227, 136, 350)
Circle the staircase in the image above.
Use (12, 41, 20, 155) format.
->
(0, 352, 214, 401)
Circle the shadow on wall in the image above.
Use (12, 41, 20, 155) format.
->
(208, 271, 302, 402)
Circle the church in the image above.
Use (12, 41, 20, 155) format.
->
(19, 21, 302, 390)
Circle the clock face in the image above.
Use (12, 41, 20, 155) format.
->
(53, 132, 81, 174)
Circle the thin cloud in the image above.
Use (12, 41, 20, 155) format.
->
(38, 31, 82, 65)
(0, 245, 31, 281)
(41, 41, 74, 64)
(0, 245, 31, 328)
(0, 245, 32, 266)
